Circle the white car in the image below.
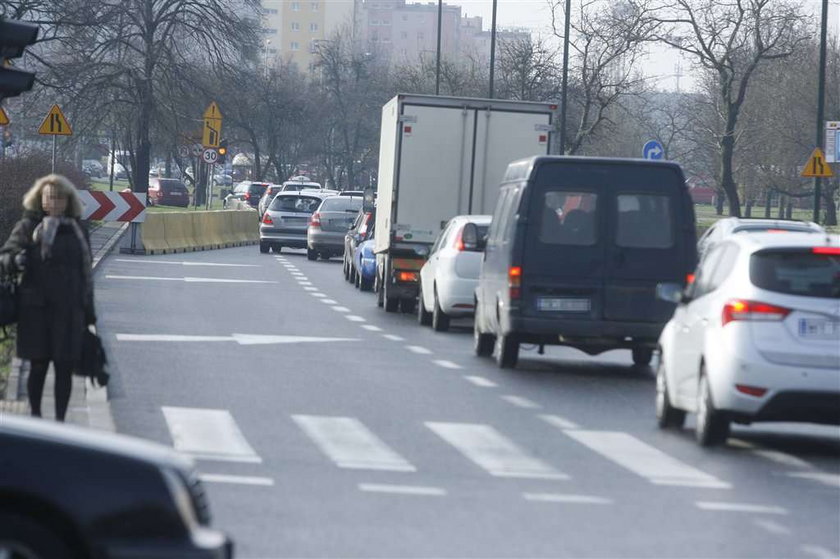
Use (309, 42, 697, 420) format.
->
(697, 217, 824, 258)
(417, 215, 492, 332)
(656, 232, 840, 446)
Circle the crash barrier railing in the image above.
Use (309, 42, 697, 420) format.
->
(138, 209, 258, 255)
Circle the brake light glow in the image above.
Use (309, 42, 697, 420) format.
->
(686, 274, 695, 285)
(455, 229, 465, 251)
(813, 247, 840, 255)
(397, 271, 418, 282)
(722, 300, 790, 326)
(509, 266, 522, 300)
(262, 213, 273, 225)
(310, 212, 321, 227)
(244, 192, 251, 200)
(735, 384, 768, 397)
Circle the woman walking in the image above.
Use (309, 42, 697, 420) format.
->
(0, 174, 96, 421)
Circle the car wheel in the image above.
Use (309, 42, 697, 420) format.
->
(307, 248, 317, 261)
(354, 270, 362, 290)
(474, 321, 495, 357)
(696, 367, 730, 446)
(259, 242, 269, 254)
(432, 290, 450, 332)
(320, 253, 331, 261)
(632, 347, 653, 366)
(359, 274, 373, 292)
(399, 298, 416, 314)
(349, 265, 357, 284)
(0, 512, 74, 559)
(343, 258, 351, 281)
(495, 334, 519, 369)
(417, 285, 432, 325)
(656, 357, 686, 429)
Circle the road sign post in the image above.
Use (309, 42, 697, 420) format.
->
(643, 140, 664, 160)
(37, 104, 72, 172)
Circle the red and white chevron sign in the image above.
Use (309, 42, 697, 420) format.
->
(78, 190, 147, 222)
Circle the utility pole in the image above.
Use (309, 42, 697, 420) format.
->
(813, 0, 829, 223)
(488, 0, 498, 99)
(559, 0, 571, 154)
(435, 0, 442, 95)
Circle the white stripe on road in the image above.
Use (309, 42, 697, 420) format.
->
(787, 471, 840, 489)
(106, 275, 279, 284)
(298, 281, 313, 286)
(346, 315, 366, 322)
(752, 518, 792, 535)
(433, 360, 462, 370)
(117, 333, 358, 345)
(118, 334, 231, 343)
(426, 422, 568, 480)
(321, 299, 338, 304)
(358, 483, 446, 496)
(332, 306, 351, 313)
(162, 407, 261, 463)
(501, 395, 541, 409)
(406, 346, 432, 355)
(752, 449, 813, 469)
(293, 415, 416, 472)
(383, 335, 405, 342)
(523, 493, 612, 505)
(311, 293, 327, 298)
(563, 430, 730, 488)
(800, 545, 839, 559)
(199, 474, 275, 486)
(695, 502, 787, 515)
(464, 376, 497, 388)
(114, 259, 260, 268)
(303, 287, 319, 291)
(361, 325, 383, 332)
(540, 415, 581, 430)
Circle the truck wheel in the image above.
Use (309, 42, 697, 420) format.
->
(632, 347, 653, 366)
(432, 291, 450, 332)
(495, 334, 519, 369)
(384, 282, 399, 313)
(307, 249, 317, 261)
(474, 323, 495, 357)
(656, 358, 686, 429)
(417, 285, 432, 326)
(375, 276, 384, 307)
(259, 242, 269, 254)
(0, 512, 74, 559)
(695, 368, 730, 446)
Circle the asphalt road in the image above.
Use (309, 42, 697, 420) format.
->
(95, 245, 840, 559)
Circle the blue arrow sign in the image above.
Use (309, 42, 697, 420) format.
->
(643, 140, 664, 160)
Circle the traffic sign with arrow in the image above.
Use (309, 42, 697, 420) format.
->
(77, 191, 147, 222)
(643, 140, 664, 160)
(37, 104, 72, 135)
(202, 101, 222, 148)
(801, 147, 834, 178)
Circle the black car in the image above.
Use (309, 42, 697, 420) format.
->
(472, 156, 697, 369)
(0, 415, 232, 558)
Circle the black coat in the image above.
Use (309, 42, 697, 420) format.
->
(0, 211, 95, 363)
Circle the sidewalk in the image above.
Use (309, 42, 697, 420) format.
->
(0, 221, 126, 430)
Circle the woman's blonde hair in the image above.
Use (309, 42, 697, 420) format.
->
(22, 174, 83, 218)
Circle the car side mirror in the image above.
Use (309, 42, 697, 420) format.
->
(656, 282, 686, 304)
(462, 223, 480, 252)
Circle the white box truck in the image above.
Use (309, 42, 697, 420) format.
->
(373, 94, 556, 312)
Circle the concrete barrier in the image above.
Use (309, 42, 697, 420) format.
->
(128, 209, 258, 255)
(139, 213, 169, 254)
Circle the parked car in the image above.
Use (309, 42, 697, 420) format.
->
(655, 233, 840, 446)
(344, 209, 375, 284)
(148, 178, 191, 207)
(258, 184, 285, 218)
(698, 217, 824, 259)
(224, 181, 269, 209)
(307, 196, 363, 261)
(418, 215, 492, 331)
(259, 192, 328, 254)
(82, 159, 104, 178)
(473, 156, 698, 369)
(0, 415, 232, 558)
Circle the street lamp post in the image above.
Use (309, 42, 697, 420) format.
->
(488, 0, 498, 99)
(435, 0, 442, 95)
(813, 0, 829, 223)
(559, 0, 571, 155)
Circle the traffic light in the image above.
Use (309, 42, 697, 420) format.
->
(217, 139, 228, 164)
(0, 19, 39, 101)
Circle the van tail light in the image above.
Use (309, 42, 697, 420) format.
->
(310, 212, 321, 227)
(262, 213, 273, 225)
(813, 247, 840, 255)
(685, 273, 695, 285)
(509, 266, 522, 300)
(722, 300, 790, 327)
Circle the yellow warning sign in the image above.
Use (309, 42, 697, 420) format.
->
(0, 108, 9, 126)
(201, 102, 222, 148)
(801, 147, 834, 178)
(38, 105, 72, 136)
(203, 101, 222, 120)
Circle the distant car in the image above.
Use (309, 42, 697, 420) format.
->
(698, 218, 825, 259)
(656, 233, 840, 446)
(259, 192, 328, 254)
(344, 209, 375, 284)
(307, 196, 363, 261)
(0, 415, 232, 558)
(258, 184, 284, 218)
(280, 177, 322, 192)
(148, 178, 190, 207)
(340, 190, 365, 197)
(224, 181, 269, 209)
(418, 215, 491, 331)
(82, 160, 104, 178)
(353, 238, 377, 291)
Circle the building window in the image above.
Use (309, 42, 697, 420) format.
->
(291, 2, 300, 11)
(291, 21, 300, 31)
(310, 22, 318, 32)
(263, 28, 277, 34)
(264, 8, 278, 15)
(291, 41, 300, 50)
(370, 19, 379, 26)
(311, 2, 319, 10)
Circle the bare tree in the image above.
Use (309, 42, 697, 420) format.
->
(496, 36, 560, 101)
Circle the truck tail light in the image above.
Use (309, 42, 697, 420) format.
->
(722, 300, 790, 326)
(262, 213, 273, 225)
(397, 271, 418, 282)
(813, 247, 840, 255)
(509, 266, 522, 300)
(310, 212, 321, 227)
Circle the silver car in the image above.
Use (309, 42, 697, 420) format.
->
(259, 192, 328, 254)
(306, 196, 363, 260)
(698, 218, 825, 259)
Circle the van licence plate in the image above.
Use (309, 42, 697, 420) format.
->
(798, 318, 840, 340)
(537, 297, 590, 313)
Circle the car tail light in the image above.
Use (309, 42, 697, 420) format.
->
(262, 213, 273, 225)
(509, 266, 522, 300)
(454, 229, 465, 251)
(397, 271, 418, 282)
(245, 192, 251, 201)
(310, 212, 321, 227)
(735, 384, 768, 397)
(686, 273, 695, 285)
(813, 247, 840, 255)
(722, 300, 790, 326)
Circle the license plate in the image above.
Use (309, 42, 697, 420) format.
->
(798, 318, 840, 339)
(537, 297, 590, 313)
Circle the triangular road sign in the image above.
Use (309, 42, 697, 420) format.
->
(0, 108, 9, 126)
(203, 101, 222, 120)
(38, 105, 72, 136)
(801, 147, 834, 178)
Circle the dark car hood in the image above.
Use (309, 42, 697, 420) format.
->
(0, 415, 193, 471)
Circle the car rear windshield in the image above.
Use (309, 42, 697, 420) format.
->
(249, 184, 268, 195)
(733, 225, 815, 234)
(159, 180, 187, 193)
(539, 191, 597, 245)
(269, 195, 322, 213)
(319, 197, 362, 212)
(751, 250, 840, 298)
(616, 193, 673, 248)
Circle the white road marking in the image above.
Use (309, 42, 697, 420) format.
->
(406, 345, 432, 355)
(310, 293, 327, 298)
(800, 545, 839, 559)
(298, 281, 313, 286)
(162, 407, 261, 463)
(117, 333, 358, 345)
(361, 325, 383, 332)
(540, 415, 581, 430)
(695, 502, 787, 515)
(752, 518, 792, 535)
(114, 259, 260, 268)
(433, 360, 462, 369)
(358, 483, 446, 496)
(106, 275, 278, 284)
(563, 430, 730, 488)
(464, 376, 497, 388)
(199, 474, 275, 486)
(321, 299, 338, 304)
(293, 415, 416, 472)
(303, 287, 319, 291)
(383, 334, 405, 342)
(332, 306, 351, 312)
(346, 315, 366, 322)
(501, 395, 541, 409)
(523, 493, 612, 505)
(426, 422, 568, 480)
(752, 449, 813, 469)
(787, 471, 840, 489)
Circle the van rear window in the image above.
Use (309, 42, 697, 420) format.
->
(539, 191, 597, 245)
(616, 194, 673, 248)
(751, 250, 840, 298)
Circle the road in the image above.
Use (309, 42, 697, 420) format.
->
(94, 246, 840, 559)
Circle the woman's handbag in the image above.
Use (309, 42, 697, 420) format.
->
(76, 328, 110, 387)
(0, 276, 18, 340)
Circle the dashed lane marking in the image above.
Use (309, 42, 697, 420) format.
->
(310, 293, 327, 298)
(332, 306, 351, 313)
(199, 474, 275, 486)
(358, 483, 446, 496)
(523, 493, 612, 505)
(361, 325, 382, 332)
(501, 395, 541, 409)
(433, 360, 462, 369)
(106, 275, 279, 284)
(383, 335, 405, 342)
(114, 259, 260, 268)
(800, 545, 839, 558)
(464, 376, 497, 388)
(346, 315, 366, 322)
(304, 287, 319, 291)
(540, 415, 581, 430)
(406, 345, 432, 355)
(752, 518, 792, 535)
(695, 502, 787, 515)
(321, 299, 338, 304)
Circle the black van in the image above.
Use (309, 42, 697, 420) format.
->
(471, 156, 697, 368)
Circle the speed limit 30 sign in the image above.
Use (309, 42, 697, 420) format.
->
(202, 148, 218, 164)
